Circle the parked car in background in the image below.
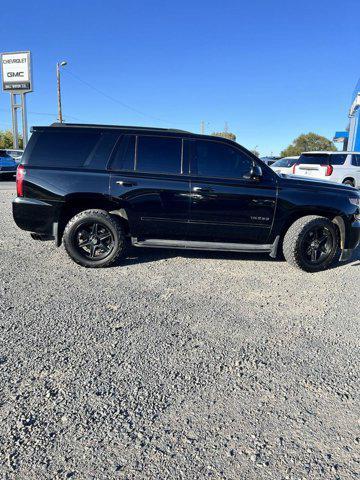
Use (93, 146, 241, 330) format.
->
(12, 123, 360, 272)
(260, 156, 280, 166)
(6, 149, 24, 164)
(0, 150, 18, 179)
(271, 156, 299, 175)
(292, 151, 360, 188)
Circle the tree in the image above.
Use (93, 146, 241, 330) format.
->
(280, 132, 336, 157)
(250, 148, 260, 157)
(211, 131, 236, 141)
(0, 130, 23, 149)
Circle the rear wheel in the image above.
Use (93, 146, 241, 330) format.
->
(63, 209, 127, 268)
(283, 216, 339, 272)
(343, 179, 355, 187)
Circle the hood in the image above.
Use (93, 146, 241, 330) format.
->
(278, 174, 358, 194)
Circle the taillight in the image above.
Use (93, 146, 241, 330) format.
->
(321, 164, 333, 176)
(16, 165, 25, 197)
(292, 163, 298, 174)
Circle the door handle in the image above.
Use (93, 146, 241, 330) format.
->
(192, 186, 213, 193)
(116, 180, 137, 187)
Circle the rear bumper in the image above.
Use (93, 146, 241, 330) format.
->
(12, 196, 60, 235)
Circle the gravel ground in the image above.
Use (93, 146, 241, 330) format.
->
(0, 185, 359, 480)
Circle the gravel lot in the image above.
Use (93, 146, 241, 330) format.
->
(0, 183, 359, 479)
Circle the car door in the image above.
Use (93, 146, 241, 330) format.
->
(351, 154, 360, 187)
(187, 138, 277, 243)
(109, 134, 191, 239)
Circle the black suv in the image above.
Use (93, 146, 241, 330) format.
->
(13, 123, 360, 272)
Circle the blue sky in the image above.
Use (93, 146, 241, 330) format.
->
(0, 0, 359, 155)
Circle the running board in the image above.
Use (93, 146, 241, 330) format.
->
(131, 237, 280, 257)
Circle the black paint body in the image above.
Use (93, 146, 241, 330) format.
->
(13, 124, 360, 252)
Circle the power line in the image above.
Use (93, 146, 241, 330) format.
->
(63, 69, 199, 127)
(0, 107, 83, 122)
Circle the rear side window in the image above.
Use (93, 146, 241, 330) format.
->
(87, 133, 118, 169)
(329, 154, 347, 165)
(351, 154, 360, 166)
(193, 140, 253, 179)
(26, 131, 100, 167)
(136, 136, 182, 174)
(110, 135, 135, 171)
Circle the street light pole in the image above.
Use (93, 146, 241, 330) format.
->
(56, 61, 67, 123)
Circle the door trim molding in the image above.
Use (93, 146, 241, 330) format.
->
(140, 216, 271, 228)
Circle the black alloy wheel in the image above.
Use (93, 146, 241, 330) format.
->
(283, 215, 339, 272)
(74, 221, 114, 260)
(300, 225, 334, 266)
(63, 209, 127, 268)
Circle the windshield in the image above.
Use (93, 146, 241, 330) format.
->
(272, 158, 297, 167)
(298, 153, 347, 166)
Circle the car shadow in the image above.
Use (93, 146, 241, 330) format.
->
(328, 245, 360, 269)
(119, 247, 280, 268)
(118, 244, 360, 269)
(349, 246, 360, 266)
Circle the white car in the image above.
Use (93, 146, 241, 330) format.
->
(270, 156, 299, 175)
(260, 156, 279, 166)
(292, 151, 360, 188)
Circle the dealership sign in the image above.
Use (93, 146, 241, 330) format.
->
(1, 51, 32, 92)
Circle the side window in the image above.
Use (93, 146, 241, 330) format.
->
(351, 154, 360, 167)
(136, 136, 182, 174)
(329, 154, 347, 165)
(25, 131, 101, 167)
(110, 135, 135, 171)
(86, 133, 118, 169)
(194, 140, 253, 179)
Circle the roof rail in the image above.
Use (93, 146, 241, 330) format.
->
(50, 122, 190, 133)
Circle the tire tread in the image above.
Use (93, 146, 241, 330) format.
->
(283, 215, 339, 272)
(63, 209, 127, 268)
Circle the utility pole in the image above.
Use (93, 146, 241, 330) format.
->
(200, 120, 205, 135)
(56, 61, 67, 123)
(224, 121, 229, 133)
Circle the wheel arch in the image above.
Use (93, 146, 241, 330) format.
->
(342, 177, 355, 186)
(276, 208, 344, 252)
(57, 194, 130, 246)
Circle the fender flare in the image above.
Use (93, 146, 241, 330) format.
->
(332, 215, 345, 249)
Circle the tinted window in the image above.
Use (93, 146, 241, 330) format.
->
(351, 154, 360, 167)
(87, 133, 118, 169)
(111, 135, 135, 171)
(330, 154, 347, 165)
(298, 154, 329, 165)
(272, 158, 298, 167)
(194, 140, 252, 178)
(27, 131, 100, 167)
(136, 136, 182, 174)
(298, 153, 346, 166)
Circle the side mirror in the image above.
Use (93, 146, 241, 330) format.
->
(243, 164, 262, 181)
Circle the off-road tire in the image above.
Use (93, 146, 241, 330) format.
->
(283, 215, 339, 272)
(63, 209, 127, 268)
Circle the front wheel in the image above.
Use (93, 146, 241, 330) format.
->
(283, 216, 339, 272)
(63, 209, 127, 268)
